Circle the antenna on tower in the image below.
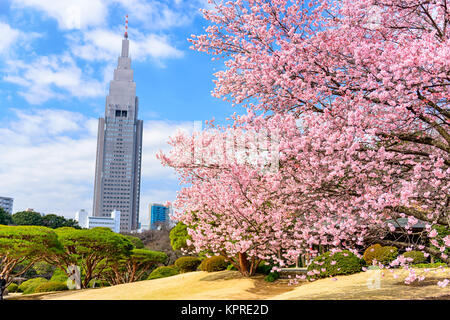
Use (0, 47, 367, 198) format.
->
(124, 14, 128, 38)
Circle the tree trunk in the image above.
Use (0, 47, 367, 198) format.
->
(238, 252, 256, 277)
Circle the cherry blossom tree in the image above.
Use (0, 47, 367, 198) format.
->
(160, 0, 449, 283)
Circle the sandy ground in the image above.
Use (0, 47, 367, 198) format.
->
(31, 271, 294, 300)
(272, 268, 450, 300)
(8, 268, 450, 300)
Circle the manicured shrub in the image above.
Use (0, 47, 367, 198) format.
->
(147, 266, 180, 280)
(375, 246, 398, 265)
(413, 262, 448, 268)
(264, 271, 280, 282)
(363, 244, 398, 265)
(403, 251, 427, 264)
(6, 283, 18, 293)
(199, 256, 228, 272)
(18, 277, 48, 294)
(363, 244, 382, 265)
(307, 250, 364, 279)
(34, 281, 68, 293)
(174, 256, 201, 273)
(123, 235, 144, 249)
(50, 268, 69, 282)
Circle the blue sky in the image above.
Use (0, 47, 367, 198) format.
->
(0, 0, 239, 225)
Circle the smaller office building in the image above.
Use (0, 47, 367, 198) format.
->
(75, 209, 121, 233)
(149, 203, 173, 230)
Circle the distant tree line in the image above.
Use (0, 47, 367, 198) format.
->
(0, 208, 80, 229)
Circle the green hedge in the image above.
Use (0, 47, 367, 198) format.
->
(403, 251, 427, 264)
(307, 250, 363, 279)
(6, 283, 19, 293)
(412, 263, 447, 268)
(174, 256, 201, 273)
(199, 256, 228, 272)
(34, 281, 68, 293)
(147, 266, 180, 280)
(18, 277, 48, 294)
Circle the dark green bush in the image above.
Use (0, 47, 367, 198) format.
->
(34, 281, 68, 293)
(18, 277, 48, 294)
(147, 266, 180, 280)
(307, 250, 364, 279)
(264, 271, 280, 282)
(256, 262, 273, 275)
(199, 256, 228, 272)
(174, 256, 201, 273)
(403, 251, 427, 264)
(6, 283, 19, 293)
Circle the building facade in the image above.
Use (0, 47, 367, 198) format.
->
(0, 197, 13, 214)
(75, 209, 121, 233)
(92, 31, 143, 233)
(149, 203, 173, 230)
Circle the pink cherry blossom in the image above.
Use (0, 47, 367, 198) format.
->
(437, 279, 449, 288)
(159, 0, 450, 281)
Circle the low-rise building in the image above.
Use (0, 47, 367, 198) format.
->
(75, 209, 121, 233)
(149, 203, 174, 230)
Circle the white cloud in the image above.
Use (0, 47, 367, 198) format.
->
(3, 25, 183, 105)
(113, 0, 191, 30)
(3, 54, 107, 104)
(70, 28, 183, 63)
(10, 0, 207, 31)
(0, 109, 193, 219)
(0, 109, 97, 218)
(0, 22, 21, 54)
(10, 0, 108, 30)
(141, 120, 194, 180)
(0, 21, 41, 56)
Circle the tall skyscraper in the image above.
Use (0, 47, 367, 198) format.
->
(92, 25, 143, 233)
